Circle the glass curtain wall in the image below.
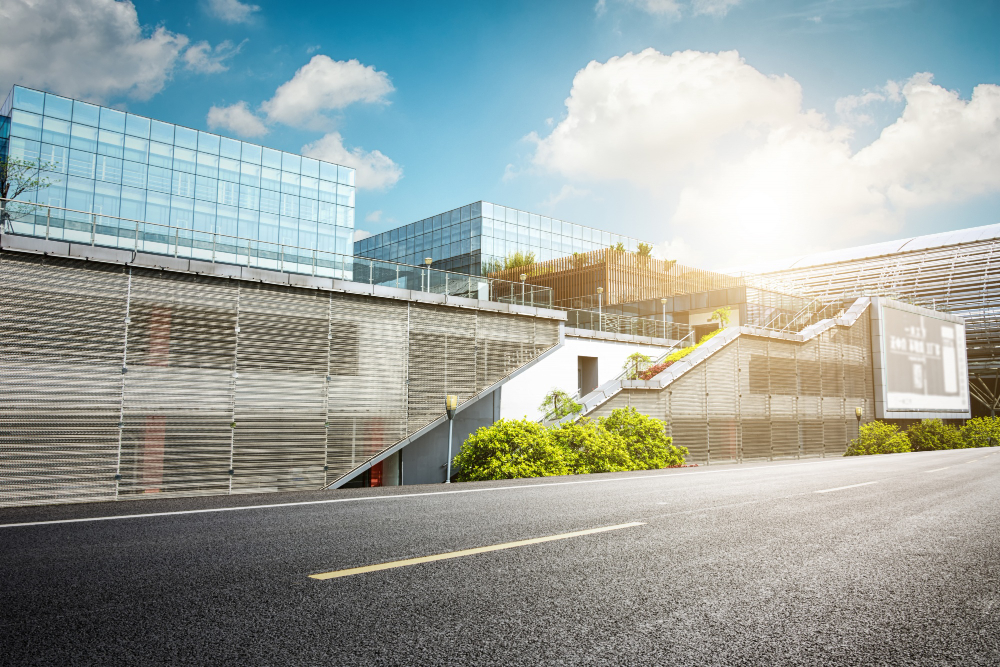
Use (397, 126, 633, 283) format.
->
(1, 86, 356, 257)
(354, 200, 643, 276)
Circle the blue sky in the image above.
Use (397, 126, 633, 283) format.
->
(1, 0, 998, 267)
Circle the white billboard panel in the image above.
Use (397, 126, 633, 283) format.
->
(876, 299, 970, 416)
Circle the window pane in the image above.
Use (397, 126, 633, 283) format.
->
(150, 120, 174, 144)
(122, 161, 147, 189)
(319, 161, 337, 182)
(40, 143, 69, 173)
(68, 149, 96, 178)
(99, 107, 126, 134)
(72, 101, 100, 127)
(13, 87, 45, 114)
(217, 180, 238, 206)
(262, 147, 282, 169)
(280, 171, 300, 195)
(198, 131, 220, 154)
(338, 165, 354, 186)
(66, 176, 95, 212)
(11, 109, 42, 141)
(281, 152, 301, 173)
(260, 189, 280, 214)
(172, 171, 195, 197)
(174, 126, 197, 150)
(196, 152, 219, 178)
(240, 142, 261, 165)
(146, 166, 172, 193)
(238, 184, 259, 210)
(42, 117, 71, 147)
(173, 147, 196, 174)
(148, 141, 173, 168)
(124, 136, 148, 163)
(43, 94, 73, 121)
(125, 114, 150, 139)
(97, 129, 124, 158)
(301, 156, 319, 178)
(240, 161, 260, 186)
(219, 137, 241, 160)
(95, 155, 122, 184)
(300, 175, 319, 200)
(195, 175, 217, 202)
(120, 186, 146, 221)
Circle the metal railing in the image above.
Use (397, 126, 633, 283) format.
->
(0, 198, 553, 307)
(561, 307, 694, 341)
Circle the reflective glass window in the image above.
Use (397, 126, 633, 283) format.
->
(217, 180, 238, 206)
(301, 157, 319, 178)
(240, 161, 260, 186)
(174, 126, 197, 150)
(196, 152, 219, 178)
(125, 114, 150, 139)
(172, 171, 195, 198)
(216, 204, 238, 237)
(148, 141, 173, 168)
(195, 175, 217, 202)
(300, 175, 319, 200)
(239, 209, 259, 244)
(95, 155, 122, 184)
(337, 184, 354, 207)
(260, 188, 280, 214)
(146, 166, 172, 193)
(471, 201, 482, 218)
(8, 136, 40, 163)
(124, 136, 148, 163)
(300, 197, 318, 222)
(72, 101, 100, 127)
(40, 143, 69, 173)
(11, 110, 42, 141)
(70, 123, 98, 152)
(150, 120, 174, 144)
(44, 94, 73, 121)
(260, 167, 281, 192)
(219, 137, 241, 160)
(99, 107, 126, 134)
(218, 157, 240, 183)
(281, 152, 301, 174)
(94, 181, 121, 216)
(120, 186, 145, 221)
(541, 217, 551, 233)
(258, 212, 279, 244)
(97, 129, 124, 158)
(240, 142, 261, 165)
(42, 117, 71, 146)
(194, 200, 216, 233)
(318, 179, 336, 203)
(529, 213, 540, 229)
(198, 131, 220, 154)
(319, 161, 337, 182)
(280, 171, 300, 195)
(66, 176, 95, 212)
(238, 184, 258, 210)
(68, 149, 95, 178)
(170, 195, 194, 228)
(145, 191, 170, 225)
(262, 147, 282, 169)
(318, 201, 335, 225)
(338, 165, 354, 186)
(481, 202, 494, 219)
(122, 161, 147, 189)
(279, 217, 297, 246)
(280, 193, 299, 218)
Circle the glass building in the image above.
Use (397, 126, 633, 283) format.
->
(353, 201, 647, 276)
(0, 85, 356, 257)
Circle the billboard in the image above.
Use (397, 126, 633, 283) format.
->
(878, 300, 969, 415)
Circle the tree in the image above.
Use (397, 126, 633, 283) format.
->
(0, 156, 52, 231)
(539, 388, 582, 421)
(844, 421, 911, 456)
(623, 352, 653, 380)
(710, 306, 732, 327)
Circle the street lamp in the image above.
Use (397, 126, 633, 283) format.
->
(520, 273, 527, 304)
(597, 287, 604, 332)
(660, 297, 667, 338)
(445, 394, 458, 483)
(855, 406, 863, 423)
(424, 257, 432, 292)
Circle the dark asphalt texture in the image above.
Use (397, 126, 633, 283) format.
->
(2, 448, 999, 666)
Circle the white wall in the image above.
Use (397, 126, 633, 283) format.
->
(501, 336, 668, 421)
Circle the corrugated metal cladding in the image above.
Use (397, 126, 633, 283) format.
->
(0, 252, 558, 507)
(591, 312, 874, 463)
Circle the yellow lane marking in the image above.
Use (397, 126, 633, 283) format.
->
(815, 481, 879, 494)
(308, 522, 645, 580)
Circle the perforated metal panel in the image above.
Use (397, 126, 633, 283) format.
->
(0, 250, 560, 507)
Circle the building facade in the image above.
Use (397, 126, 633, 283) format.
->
(353, 200, 648, 276)
(1, 85, 356, 258)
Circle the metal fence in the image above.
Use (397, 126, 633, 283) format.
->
(0, 198, 553, 308)
(561, 308, 694, 341)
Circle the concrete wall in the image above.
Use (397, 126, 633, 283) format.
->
(401, 388, 501, 485)
(500, 336, 672, 421)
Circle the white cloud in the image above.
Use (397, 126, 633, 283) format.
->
(0, 0, 190, 102)
(364, 210, 382, 223)
(531, 49, 1000, 267)
(183, 39, 245, 74)
(691, 0, 742, 17)
(206, 101, 268, 137)
(353, 229, 372, 242)
(835, 80, 902, 125)
(261, 55, 394, 128)
(301, 132, 403, 190)
(541, 185, 591, 208)
(206, 0, 260, 24)
(626, 0, 683, 18)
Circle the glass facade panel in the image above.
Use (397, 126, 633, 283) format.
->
(3, 86, 355, 258)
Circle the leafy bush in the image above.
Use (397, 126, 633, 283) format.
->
(845, 421, 911, 456)
(906, 419, 964, 451)
(551, 419, 634, 474)
(454, 419, 569, 482)
(959, 416, 1000, 448)
(635, 328, 727, 381)
(600, 407, 687, 469)
(539, 388, 582, 421)
(624, 352, 653, 380)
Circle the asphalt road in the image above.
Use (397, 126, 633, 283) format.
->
(2, 448, 999, 666)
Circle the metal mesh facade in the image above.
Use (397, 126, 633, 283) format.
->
(0, 251, 559, 507)
(758, 229, 1000, 413)
(589, 310, 874, 463)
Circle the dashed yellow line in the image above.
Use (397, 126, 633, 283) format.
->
(308, 522, 646, 580)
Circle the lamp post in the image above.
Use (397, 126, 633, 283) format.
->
(445, 394, 458, 483)
(660, 297, 667, 338)
(597, 287, 604, 332)
(424, 257, 432, 292)
(855, 406, 863, 424)
(520, 273, 527, 304)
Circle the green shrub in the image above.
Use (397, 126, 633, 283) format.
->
(453, 419, 570, 482)
(600, 407, 687, 469)
(539, 388, 582, 421)
(551, 419, 634, 474)
(959, 416, 1000, 448)
(845, 421, 911, 456)
(906, 419, 964, 452)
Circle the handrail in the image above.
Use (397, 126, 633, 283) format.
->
(0, 198, 554, 307)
